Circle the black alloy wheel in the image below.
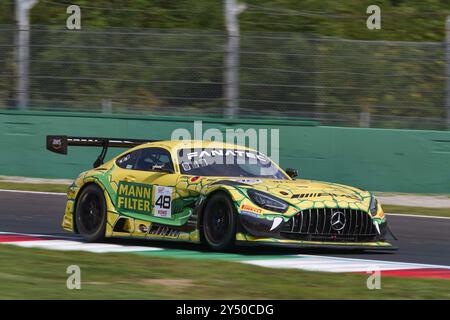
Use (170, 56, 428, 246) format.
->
(202, 192, 237, 251)
(75, 184, 107, 242)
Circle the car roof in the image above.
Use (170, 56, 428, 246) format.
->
(138, 140, 259, 152)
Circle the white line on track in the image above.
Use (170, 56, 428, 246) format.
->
(386, 213, 450, 220)
(243, 254, 450, 272)
(0, 232, 163, 253)
(0, 231, 78, 239)
(243, 259, 426, 272)
(295, 254, 450, 270)
(3, 239, 163, 253)
(0, 189, 66, 196)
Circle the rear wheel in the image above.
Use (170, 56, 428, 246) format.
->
(202, 192, 236, 251)
(75, 184, 107, 242)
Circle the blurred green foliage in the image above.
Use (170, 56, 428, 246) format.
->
(1, 0, 449, 40)
(0, 0, 449, 128)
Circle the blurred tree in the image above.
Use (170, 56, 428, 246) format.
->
(0, 0, 448, 129)
(0, 0, 447, 41)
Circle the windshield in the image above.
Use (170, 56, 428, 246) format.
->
(177, 148, 288, 179)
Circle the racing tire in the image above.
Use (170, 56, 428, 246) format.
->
(201, 192, 237, 251)
(75, 184, 107, 242)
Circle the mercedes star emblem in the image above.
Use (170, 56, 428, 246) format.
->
(330, 211, 346, 231)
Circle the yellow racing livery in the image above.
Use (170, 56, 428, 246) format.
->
(47, 135, 395, 251)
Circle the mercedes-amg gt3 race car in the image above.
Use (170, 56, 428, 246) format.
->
(47, 135, 396, 251)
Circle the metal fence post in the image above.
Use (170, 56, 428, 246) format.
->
(15, 0, 38, 110)
(224, 0, 246, 118)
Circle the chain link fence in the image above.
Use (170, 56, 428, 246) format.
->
(0, 26, 447, 129)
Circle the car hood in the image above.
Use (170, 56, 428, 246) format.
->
(200, 176, 372, 213)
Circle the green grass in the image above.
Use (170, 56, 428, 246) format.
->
(0, 245, 448, 299)
(384, 205, 450, 218)
(0, 181, 68, 193)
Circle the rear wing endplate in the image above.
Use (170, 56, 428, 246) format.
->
(46, 135, 159, 168)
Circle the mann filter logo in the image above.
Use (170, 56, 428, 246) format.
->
(117, 182, 152, 214)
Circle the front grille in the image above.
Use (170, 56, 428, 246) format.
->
(280, 208, 377, 242)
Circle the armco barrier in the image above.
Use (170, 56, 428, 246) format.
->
(1, 110, 449, 193)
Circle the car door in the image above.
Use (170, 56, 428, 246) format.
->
(112, 147, 179, 223)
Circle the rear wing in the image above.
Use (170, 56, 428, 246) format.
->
(46, 135, 159, 168)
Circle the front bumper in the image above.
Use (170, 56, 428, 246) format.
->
(235, 232, 397, 250)
(238, 208, 395, 250)
(239, 211, 287, 237)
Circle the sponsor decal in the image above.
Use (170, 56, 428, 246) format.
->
(178, 148, 271, 172)
(116, 183, 173, 218)
(240, 204, 262, 214)
(117, 182, 152, 214)
(185, 149, 268, 162)
(153, 186, 173, 218)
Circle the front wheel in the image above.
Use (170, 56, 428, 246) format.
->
(75, 184, 107, 242)
(202, 192, 237, 251)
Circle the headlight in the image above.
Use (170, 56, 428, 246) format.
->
(247, 189, 289, 213)
(369, 196, 378, 215)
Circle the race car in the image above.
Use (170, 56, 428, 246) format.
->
(46, 135, 396, 251)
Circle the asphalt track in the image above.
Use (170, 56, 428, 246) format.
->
(0, 190, 449, 266)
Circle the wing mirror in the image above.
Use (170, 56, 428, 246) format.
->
(285, 168, 298, 179)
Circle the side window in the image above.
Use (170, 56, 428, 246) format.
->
(116, 150, 140, 170)
(135, 148, 174, 172)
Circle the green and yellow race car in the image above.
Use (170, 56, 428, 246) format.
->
(46, 135, 395, 251)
